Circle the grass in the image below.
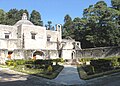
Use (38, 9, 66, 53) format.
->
(0, 64, 14, 68)
(77, 65, 120, 80)
(0, 64, 64, 79)
(11, 65, 64, 79)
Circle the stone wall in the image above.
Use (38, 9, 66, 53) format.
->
(76, 46, 120, 58)
(0, 49, 8, 64)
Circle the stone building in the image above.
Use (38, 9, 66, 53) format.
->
(0, 13, 81, 63)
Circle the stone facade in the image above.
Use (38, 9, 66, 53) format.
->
(76, 46, 120, 59)
(0, 13, 81, 63)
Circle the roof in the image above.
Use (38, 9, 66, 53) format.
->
(14, 20, 34, 26)
(14, 13, 34, 26)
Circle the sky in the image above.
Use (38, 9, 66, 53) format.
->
(0, 0, 111, 26)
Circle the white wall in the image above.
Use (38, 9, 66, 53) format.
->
(22, 25, 47, 49)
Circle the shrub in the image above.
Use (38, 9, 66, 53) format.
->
(111, 58, 119, 68)
(82, 65, 95, 75)
(90, 59, 113, 72)
(6, 60, 14, 66)
(47, 65, 53, 73)
(15, 59, 26, 65)
(79, 58, 94, 63)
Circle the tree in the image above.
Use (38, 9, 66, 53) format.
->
(62, 1, 120, 48)
(0, 9, 6, 24)
(5, 9, 19, 25)
(111, 0, 120, 25)
(82, 1, 120, 47)
(47, 21, 52, 30)
(30, 10, 43, 26)
(17, 9, 29, 21)
(111, 0, 120, 10)
(63, 14, 73, 38)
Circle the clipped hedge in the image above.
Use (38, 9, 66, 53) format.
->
(78, 65, 120, 80)
(5, 59, 26, 66)
(90, 59, 113, 72)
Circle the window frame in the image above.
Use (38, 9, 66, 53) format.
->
(5, 33, 10, 39)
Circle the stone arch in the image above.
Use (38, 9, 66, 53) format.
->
(56, 24, 61, 31)
(71, 51, 75, 59)
(7, 51, 13, 60)
(32, 50, 44, 60)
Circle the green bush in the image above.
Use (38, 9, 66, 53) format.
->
(111, 58, 119, 67)
(6, 60, 14, 66)
(47, 65, 53, 72)
(82, 65, 95, 75)
(90, 59, 113, 72)
(15, 59, 26, 65)
(79, 58, 94, 63)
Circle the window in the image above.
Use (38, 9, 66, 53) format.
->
(47, 35, 51, 41)
(47, 37, 51, 41)
(31, 34, 35, 39)
(5, 33, 10, 39)
(31, 33, 36, 39)
(77, 43, 79, 46)
(31, 31, 37, 39)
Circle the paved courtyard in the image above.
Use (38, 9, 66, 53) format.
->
(1, 66, 120, 86)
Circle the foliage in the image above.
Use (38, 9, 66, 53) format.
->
(4, 59, 64, 79)
(62, 0, 120, 48)
(0, 9, 6, 24)
(82, 65, 95, 75)
(78, 56, 120, 80)
(5, 59, 26, 67)
(90, 59, 113, 73)
(0, 9, 43, 26)
(78, 65, 120, 80)
(79, 57, 94, 63)
(30, 10, 43, 26)
(47, 65, 53, 73)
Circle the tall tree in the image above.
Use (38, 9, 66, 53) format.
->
(47, 21, 52, 30)
(82, 1, 120, 47)
(0, 9, 6, 24)
(30, 10, 43, 26)
(63, 14, 73, 38)
(17, 9, 29, 21)
(111, 0, 120, 24)
(5, 9, 19, 25)
(111, 0, 120, 10)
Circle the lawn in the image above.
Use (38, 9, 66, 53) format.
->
(2, 59, 64, 79)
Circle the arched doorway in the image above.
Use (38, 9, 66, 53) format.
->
(7, 51, 13, 60)
(32, 50, 44, 60)
(71, 51, 75, 59)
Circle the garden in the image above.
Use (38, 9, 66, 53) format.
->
(77, 56, 120, 80)
(1, 58, 64, 79)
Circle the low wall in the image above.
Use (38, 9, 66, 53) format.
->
(76, 46, 120, 58)
(0, 49, 59, 62)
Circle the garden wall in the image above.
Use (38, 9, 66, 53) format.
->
(76, 46, 120, 58)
